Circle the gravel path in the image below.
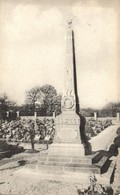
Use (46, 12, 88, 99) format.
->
(0, 151, 120, 195)
(0, 152, 85, 195)
(0, 165, 83, 195)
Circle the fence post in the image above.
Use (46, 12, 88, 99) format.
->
(94, 112, 97, 120)
(34, 112, 37, 132)
(53, 112, 56, 118)
(117, 112, 120, 122)
(6, 111, 9, 118)
(17, 111, 20, 118)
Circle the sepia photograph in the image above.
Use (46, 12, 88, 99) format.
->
(0, 0, 120, 194)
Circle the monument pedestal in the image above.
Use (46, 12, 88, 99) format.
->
(48, 143, 85, 157)
(48, 111, 85, 157)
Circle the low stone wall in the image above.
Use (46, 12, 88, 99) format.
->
(20, 116, 54, 120)
(90, 124, 120, 151)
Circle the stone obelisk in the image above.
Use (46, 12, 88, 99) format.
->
(49, 19, 85, 157)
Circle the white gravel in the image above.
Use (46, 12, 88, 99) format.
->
(0, 138, 120, 194)
(0, 152, 85, 195)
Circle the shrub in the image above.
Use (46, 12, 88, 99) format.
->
(77, 173, 113, 195)
(0, 140, 12, 152)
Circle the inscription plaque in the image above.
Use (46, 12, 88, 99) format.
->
(57, 128, 77, 141)
(55, 118, 80, 125)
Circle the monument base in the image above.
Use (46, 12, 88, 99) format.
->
(54, 111, 81, 144)
(15, 151, 116, 185)
(48, 143, 85, 157)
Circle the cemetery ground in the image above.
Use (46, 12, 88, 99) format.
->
(0, 124, 120, 195)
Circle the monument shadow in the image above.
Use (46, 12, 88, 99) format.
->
(73, 30, 92, 155)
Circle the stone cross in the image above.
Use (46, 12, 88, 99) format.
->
(67, 18, 72, 29)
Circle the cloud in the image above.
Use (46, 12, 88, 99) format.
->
(5, 5, 63, 43)
(72, 6, 117, 56)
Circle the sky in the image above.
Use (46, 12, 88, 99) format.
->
(0, 0, 120, 108)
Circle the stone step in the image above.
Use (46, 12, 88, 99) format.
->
(37, 153, 111, 175)
(38, 157, 111, 175)
(39, 154, 92, 159)
(96, 161, 116, 185)
(38, 160, 93, 168)
(95, 156, 108, 167)
(26, 163, 100, 174)
(95, 156, 111, 174)
(15, 161, 115, 185)
(91, 152, 102, 164)
(65, 164, 100, 174)
(71, 158, 91, 164)
(38, 161, 69, 166)
(15, 167, 91, 184)
(104, 161, 116, 184)
(38, 154, 92, 164)
(26, 164, 64, 173)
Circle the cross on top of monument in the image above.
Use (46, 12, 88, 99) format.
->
(67, 18, 73, 29)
